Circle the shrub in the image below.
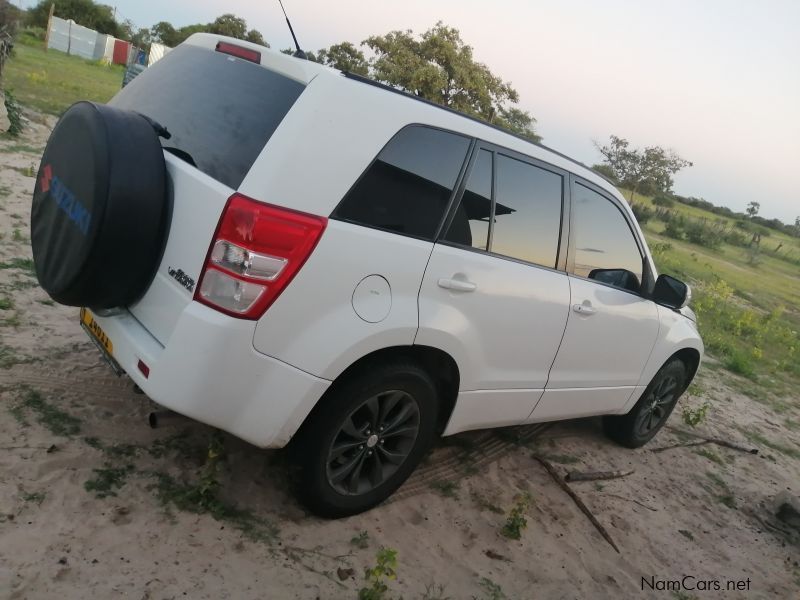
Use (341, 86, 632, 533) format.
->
(3, 89, 23, 137)
(663, 219, 685, 240)
(652, 195, 675, 208)
(359, 548, 398, 600)
(684, 219, 724, 249)
(630, 202, 655, 225)
(723, 229, 749, 247)
(725, 350, 756, 379)
(501, 493, 532, 540)
(682, 402, 711, 428)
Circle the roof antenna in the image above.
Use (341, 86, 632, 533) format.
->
(277, 0, 307, 59)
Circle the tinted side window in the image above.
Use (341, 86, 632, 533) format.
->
(334, 126, 471, 239)
(572, 183, 644, 291)
(491, 155, 563, 268)
(443, 149, 492, 250)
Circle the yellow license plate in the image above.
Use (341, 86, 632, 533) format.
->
(80, 308, 113, 355)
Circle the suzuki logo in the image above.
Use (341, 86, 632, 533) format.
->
(39, 164, 92, 236)
(40, 164, 53, 193)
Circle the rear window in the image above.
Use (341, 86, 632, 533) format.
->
(332, 126, 471, 240)
(111, 44, 305, 189)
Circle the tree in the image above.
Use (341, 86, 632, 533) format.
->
(280, 47, 317, 62)
(150, 14, 267, 49)
(1, 0, 21, 31)
(795, 216, 800, 237)
(208, 14, 247, 39)
(594, 135, 692, 201)
(28, 0, 120, 37)
(495, 107, 540, 142)
(245, 29, 266, 46)
(363, 22, 533, 133)
(316, 41, 368, 75)
(150, 21, 178, 46)
(746, 201, 760, 218)
(131, 27, 151, 49)
(591, 163, 618, 183)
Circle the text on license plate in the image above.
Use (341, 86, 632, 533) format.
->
(80, 308, 113, 355)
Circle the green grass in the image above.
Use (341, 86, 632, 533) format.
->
(17, 388, 81, 437)
(0, 258, 36, 274)
(4, 34, 125, 115)
(430, 480, 459, 498)
(704, 471, 737, 509)
(739, 428, 800, 460)
(84, 464, 135, 498)
(627, 188, 800, 390)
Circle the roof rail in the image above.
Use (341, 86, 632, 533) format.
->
(340, 71, 615, 186)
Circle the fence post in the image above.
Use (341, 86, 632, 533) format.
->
(44, 3, 55, 52)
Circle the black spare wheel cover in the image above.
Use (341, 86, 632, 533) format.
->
(31, 101, 168, 309)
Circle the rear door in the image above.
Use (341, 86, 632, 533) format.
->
(530, 178, 660, 421)
(417, 145, 572, 430)
(109, 42, 305, 345)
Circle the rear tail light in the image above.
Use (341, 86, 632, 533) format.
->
(195, 194, 327, 319)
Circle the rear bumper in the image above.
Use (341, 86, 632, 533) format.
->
(92, 302, 330, 448)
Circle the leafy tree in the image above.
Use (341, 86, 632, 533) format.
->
(28, 0, 120, 37)
(495, 106, 540, 142)
(150, 14, 267, 48)
(363, 22, 531, 131)
(150, 21, 178, 46)
(1, 0, 22, 31)
(746, 201, 760, 218)
(208, 14, 247, 39)
(591, 163, 618, 183)
(280, 47, 317, 62)
(245, 29, 265, 46)
(130, 26, 151, 49)
(594, 135, 692, 201)
(316, 41, 368, 75)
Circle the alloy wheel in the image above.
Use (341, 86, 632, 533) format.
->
(326, 390, 421, 495)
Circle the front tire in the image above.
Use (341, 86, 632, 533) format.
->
(292, 362, 440, 518)
(603, 358, 688, 448)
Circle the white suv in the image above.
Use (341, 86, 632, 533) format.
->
(30, 34, 703, 517)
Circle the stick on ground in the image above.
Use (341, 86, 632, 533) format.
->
(662, 427, 758, 454)
(533, 455, 620, 554)
(565, 469, 634, 482)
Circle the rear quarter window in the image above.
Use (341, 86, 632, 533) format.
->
(332, 126, 471, 240)
(110, 44, 305, 190)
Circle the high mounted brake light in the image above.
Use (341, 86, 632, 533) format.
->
(215, 41, 261, 64)
(195, 194, 327, 319)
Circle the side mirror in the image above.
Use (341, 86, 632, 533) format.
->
(652, 274, 691, 309)
(588, 268, 640, 293)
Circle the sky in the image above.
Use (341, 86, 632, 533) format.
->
(19, 0, 799, 223)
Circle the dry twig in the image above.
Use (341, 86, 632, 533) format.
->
(533, 454, 620, 553)
(565, 469, 634, 482)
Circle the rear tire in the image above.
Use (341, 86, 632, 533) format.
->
(291, 362, 440, 518)
(603, 358, 687, 448)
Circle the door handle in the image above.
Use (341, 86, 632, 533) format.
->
(572, 303, 596, 315)
(438, 277, 477, 292)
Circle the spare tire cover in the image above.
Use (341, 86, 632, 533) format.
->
(31, 101, 168, 309)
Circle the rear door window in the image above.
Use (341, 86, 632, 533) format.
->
(443, 149, 492, 250)
(111, 44, 305, 190)
(444, 149, 564, 269)
(491, 155, 563, 268)
(333, 126, 471, 240)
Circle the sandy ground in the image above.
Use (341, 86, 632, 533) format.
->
(1, 119, 799, 600)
